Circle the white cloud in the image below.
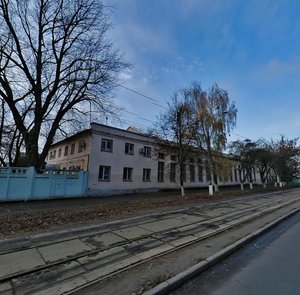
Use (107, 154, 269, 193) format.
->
(252, 57, 300, 82)
(119, 71, 132, 81)
(178, 0, 227, 19)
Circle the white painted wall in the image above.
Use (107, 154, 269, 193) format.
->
(87, 123, 238, 195)
(47, 123, 264, 196)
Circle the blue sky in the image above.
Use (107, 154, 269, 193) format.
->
(103, 0, 300, 142)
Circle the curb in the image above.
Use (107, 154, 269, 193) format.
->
(143, 207, 300, 295)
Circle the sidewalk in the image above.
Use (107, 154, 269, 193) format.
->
(0, 186, 293, 239)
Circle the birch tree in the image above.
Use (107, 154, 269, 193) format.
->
(191, 83, 237, 193)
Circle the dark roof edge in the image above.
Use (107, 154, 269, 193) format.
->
(91, 122, 152, 138)
(51, 129, 92, 147)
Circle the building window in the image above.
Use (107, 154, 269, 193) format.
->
(71, 143, 75, 155)
(98, 165, 111, 181)
(219, 175, 223, 182)
(198, 165, 203, 182)
(170, 154, 177, 161)
(182, 164, 186, 182)
(125, 143, 134, 155)
(101, 139, 113, 152)
(144, 146, 151, 157)
(214, 174, 218, 184)
(53, 150, 56, 159)
(158, 152, 165, 160)
(157, 161, 164, 182)
(170, 163, 176, 182)
(190, 165, 195, 182)
(58, 148, 62, 158)
(64, 146, 68, 156)
(234, 168, 238, 182)
(143, 168, 151, 182)
(78, 140, 86, 153)
(123, 167, 133, 181)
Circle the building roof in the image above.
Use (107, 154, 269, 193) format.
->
(90, 122, 155, 143)
(50, 123, 153, 148)
(50, 129, 92, 147)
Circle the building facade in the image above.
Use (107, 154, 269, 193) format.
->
(47, 123, 259, 196)
(47, 129, 92, 171)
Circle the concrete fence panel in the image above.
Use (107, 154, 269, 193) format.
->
(0, 167, 88, 202)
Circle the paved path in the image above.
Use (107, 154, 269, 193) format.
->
(172, 205, 300, 295)
(1, 189, 300, 294)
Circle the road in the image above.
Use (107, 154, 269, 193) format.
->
(0, 189, 300, 294)
(172, 208, 300, 295)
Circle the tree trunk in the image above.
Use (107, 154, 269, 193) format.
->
(180, 184, 185, 197)
(240, 183, 244, 190)
(26, 133, 40, 168)
(179, 163, 185, 197)
(214, 183, 219, 192)
(208, 184, 214, 196)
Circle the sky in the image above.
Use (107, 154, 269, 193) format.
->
(102, 0, 300, 142)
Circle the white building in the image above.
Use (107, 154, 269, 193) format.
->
(47, 123, 251, 196)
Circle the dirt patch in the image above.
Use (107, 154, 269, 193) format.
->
(0, 186, 294, 239)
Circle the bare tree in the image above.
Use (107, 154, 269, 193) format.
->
(229, 139, 257, 190)
(253, 139, 275, 188)
(229, 136, 299, 189)
(271, 136, 300, 184)
(0, 98, 8, 166)
(0, 0, 128, 168)
(190, 83, 237, 193)
(0, 97, 31, 166)
(156, 92, 195, 197)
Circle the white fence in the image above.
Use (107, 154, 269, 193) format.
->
(0, 167, 88, 201)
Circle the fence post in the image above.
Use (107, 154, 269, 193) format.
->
(3, 168, 10, 200)
(26, 167, 35, 201)
(80, 171, 88, 195)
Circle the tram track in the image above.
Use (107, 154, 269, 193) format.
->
(1, 190, 300, 294)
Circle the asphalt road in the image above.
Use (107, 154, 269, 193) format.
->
(172, 210, 300, 295)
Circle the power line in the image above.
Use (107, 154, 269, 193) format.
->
(97, 100, 157, 125)
(109, 106, 156, 124)
(114, 82, 169, 110)
(106, 104, 250, 140)
(102, 86, 251, 140)
(94, 95, 158, 125)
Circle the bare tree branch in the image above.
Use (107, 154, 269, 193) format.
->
(0, 0, 129, 168)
